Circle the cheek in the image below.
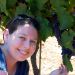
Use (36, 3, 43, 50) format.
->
(30, 46, 36, 54)
(9, 38, 22, 48)
(14, 42, 23, 49)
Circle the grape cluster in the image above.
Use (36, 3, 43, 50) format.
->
(72, 37, 75, 49)
(62, 47, 73, 58)
(52, 13, 61, 44)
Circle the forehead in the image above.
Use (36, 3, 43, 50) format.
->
(15, 24, 38, 39)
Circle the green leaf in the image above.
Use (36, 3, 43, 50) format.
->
(0, 0, 8, 15)
(61, 29, 75, 51)
(1, 15, 9, 27)
(15, 3, 27, 15)
(36, 0, 48, 10)
(26, 0, 48, 16)
(63, 54, 73, 71)
(36, 16, 53, 41)
(58, 8, 74, 30)
(7, 8, 15, 18)
(50, 0, 74, 30)
(26, 0, 48, 10)
(50, 0, 66, 8)
(26, 0, 39, 16)
(69, 0, 75, 7)
(6, 0, 17, 8)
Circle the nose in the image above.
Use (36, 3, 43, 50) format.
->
(23, 40, 30, 49)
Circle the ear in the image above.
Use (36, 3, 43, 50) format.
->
(3, 29, 10, 42)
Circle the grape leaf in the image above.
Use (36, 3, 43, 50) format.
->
(69, 0, 75, 7)
(58, 8, 74, 30)
(63, 54, 73, 71)
(26, 0, 39, 16)
(36, 16, 53, 41)
(1, 15, 9, 27)
(6, 0, 17, 8)
(0, 0, 8, 15)
(26, 0, 48, 10)
(50, 0, 74, 30)
(15, 3, 27, 15)
(26, 0, 48, 16)
(36, 0, 48, 10)
(61, 29, 75, 52)
(50, 0, 65, 8)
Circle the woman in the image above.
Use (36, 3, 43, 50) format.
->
(0, 14, 68, 75)
(0, 14, 40, 75)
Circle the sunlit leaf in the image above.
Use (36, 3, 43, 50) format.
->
(69, 0, 75, 7)
(0, 15, 9, 29)
(0, 0, 8, 15)
(63, 54, 73, 71)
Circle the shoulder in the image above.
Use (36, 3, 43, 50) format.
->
(0, 47, 7, 71)
(0, 47, 5, 61)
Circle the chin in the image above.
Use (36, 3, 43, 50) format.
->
(17, 58, 26, 61)
(17, 56, 29, 61)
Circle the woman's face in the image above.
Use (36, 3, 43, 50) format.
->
(4, 24, 38, 61)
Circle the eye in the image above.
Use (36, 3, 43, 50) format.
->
(19, 36, 26, 41)
(30, 40, 37, 46)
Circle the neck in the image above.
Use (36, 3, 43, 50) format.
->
(1, 44, 17, 75)
(7, 61, 16, 75)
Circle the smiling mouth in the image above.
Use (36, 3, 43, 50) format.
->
(18, 49, 29, 55)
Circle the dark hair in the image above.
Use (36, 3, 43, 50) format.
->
(6, 14, 40, 34)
